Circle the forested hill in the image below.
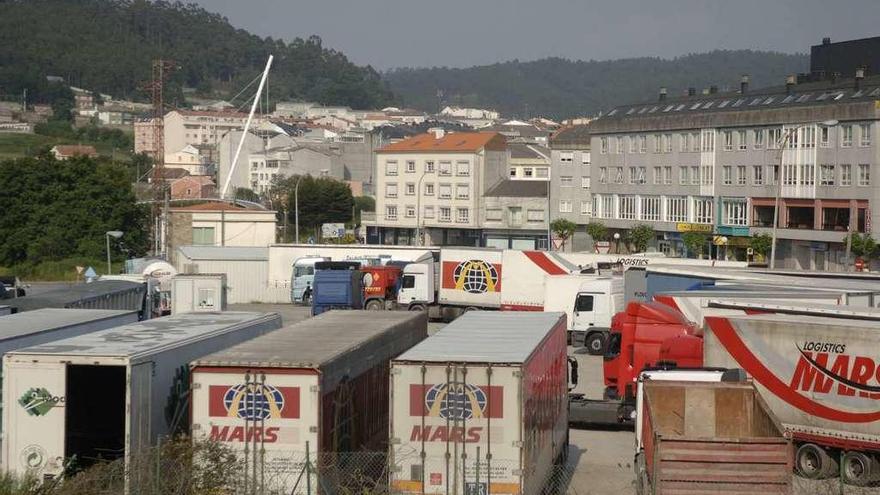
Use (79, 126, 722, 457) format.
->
(0, 0, 394, 109)
(385, 51, 809, 119)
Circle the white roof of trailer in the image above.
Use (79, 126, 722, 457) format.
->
(0, 309, 136, 341)
(721, 311, 880, 329)
(396, 311, 564, 364)
(177, 246, 268, 261)
(9, 312, 277, 359)
(706, 299, 880, 319)
(646, 265, 880, 293)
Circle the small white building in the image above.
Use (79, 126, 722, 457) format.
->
(175, 246, 269, 304)
(164, 144, 209, 175)
(167, 203, 277, 266)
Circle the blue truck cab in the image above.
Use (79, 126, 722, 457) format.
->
(311, 263, 364, 315)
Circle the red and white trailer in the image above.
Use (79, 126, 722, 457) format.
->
(389, 311, 569, 495)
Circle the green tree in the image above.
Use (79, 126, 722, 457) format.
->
(279, 175, 354, 240)
(585, 221, 608, 242)
(233, 187, 261, 203)
(626, 224, 655, 253)
(550, 218, 577, 251)
(749, 233, 773, 260)
(849, 233, 879, 261)
(682, 232, 708, 259)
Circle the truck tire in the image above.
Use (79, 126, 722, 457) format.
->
(365, 299, 384, 311)
(796, 443, 838, 479)
(584, 332, 606, 355)
(408, 304, 426, 312)
(842, 451, 879, 486)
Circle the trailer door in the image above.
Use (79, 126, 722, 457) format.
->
(127, 362, 152, 455)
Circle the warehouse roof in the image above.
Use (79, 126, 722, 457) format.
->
(378, 131, 506, 153)
(177, 245, 269, 261)
(9, 312, 280, 359)
(0, 308, 136, 341)
(9, 280, 145, 313)
(396, 311, 565, 364)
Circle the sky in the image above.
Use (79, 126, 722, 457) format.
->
(194, 0, 880, 70)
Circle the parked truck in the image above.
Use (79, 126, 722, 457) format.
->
(636, 377, 792, 495)
(543, 275, 624, 353)
(191, 311, 428, 494)
(389, 311, 569, 495)
(311, 263, 364, 315)
(2, 311, 282, 478)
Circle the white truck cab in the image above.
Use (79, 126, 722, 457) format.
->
(544, 275, 624, 354)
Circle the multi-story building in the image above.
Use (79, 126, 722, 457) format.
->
(134, 118, 159, 157)
(582, 70, 879, 269)
(163, 110, 249, 156)
(247, 145, 340, 194)
(481, 180, 549, 249)
(548, 125, 592, 251)
(367, 130, 508, 246)
(508, 142, 551, 180)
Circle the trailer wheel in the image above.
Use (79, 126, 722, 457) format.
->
(584, 332, 606, 355)
(408, 304, 426, 312)
(365, 299, 384, 311)
(796, 443, 838, 479)
(842, 451, 878, 486)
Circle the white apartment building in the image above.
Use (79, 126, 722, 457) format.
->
(163, 109, 250, 156)
(367, 130, 508, 246)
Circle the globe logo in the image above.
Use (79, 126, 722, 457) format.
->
(452, 260, 498, 294)
(223, 384, 285, 420)
(425, 383, 488, 420)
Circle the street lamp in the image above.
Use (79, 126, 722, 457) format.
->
(769, 119, 838, 269)
(613, 232, 621, 254)
(105, 231, 123, 274)
(294, 177, 302, 244)
(415, 172, 429, 246)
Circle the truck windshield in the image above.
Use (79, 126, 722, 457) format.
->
(294, 265, 315, 278)
(402, 275, 415, 289)
(604, 332, 622, 360)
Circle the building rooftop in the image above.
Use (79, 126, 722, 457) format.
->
(508, 142, 550, 160)
(170, 109, 248, 119)
(177, 245, 268, 261)
(0, 309, 136, 342)
(485, 179, 548, 198)
(171, 201, 268, 212)
(378, 131, 506, 153)
(51, 145, 98, 157)
(550, 124, 592, 148)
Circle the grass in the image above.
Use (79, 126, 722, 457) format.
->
(0, 258, 127, 282)
(0, 133, 133, 161)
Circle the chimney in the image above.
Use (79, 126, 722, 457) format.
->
(855, 67, 865, 91)
(429, 127, 445, 139)
(740, 75, 749, 94)
(659, 87, 667, 102)
(709, 85, 718, 94)
(687, 87, 696, 97)
(822, 37, 831, 45)
(785, 74, 796, 95)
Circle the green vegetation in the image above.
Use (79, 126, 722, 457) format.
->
(270, 175, 355, 241)
(682, 232, 709, 259)
(626, 224, 655, 253)
(386, 51, 808, 119)
(749, 233, 773, 260)
(849, 233, 878, 261)
(550, 218, 577, 251)
(0, 155, 148, 278)
(0, 0, 393, 109)
(585, 221, 609, 242)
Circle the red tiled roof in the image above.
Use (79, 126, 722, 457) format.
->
(379, 132, 506, 153)
(52, 145, 98, 157)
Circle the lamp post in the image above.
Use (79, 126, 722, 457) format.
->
(415, 172, 429, 246)
(613, 232, 621, 254)
(769, 120, 838, 269)
(105, 231, 123, 274)
(294, 177, 302, 244)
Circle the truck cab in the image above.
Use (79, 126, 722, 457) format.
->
(361, 265, 402, 310)
(544, 275, 624, 354)
(311, 263, 364, 315)
(290, 256, 328, 303)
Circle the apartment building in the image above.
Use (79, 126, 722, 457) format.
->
(163, 109, 249, 156)
(548, 124, 592, 251)
(584, 71, 879, 270)
(507, 142, 552, 180)
(481, 180, 549, 249)
(367, 130, 508, 246)
(134, 118, 159, 157)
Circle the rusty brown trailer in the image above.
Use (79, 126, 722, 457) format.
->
(640, 380, 793, 495)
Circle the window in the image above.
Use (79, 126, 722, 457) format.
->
(694, 197, 714, 224)
(536, 167, 549, 178)
(385, 183, 398, 198)
(753, 165, 764, 185)
(841, 164, 852, 186)
(664, 134, 673, 153)
(841, 125, 853, 147)
(559, 200, 573, 213)
(485, 208, 501, 221)
(639, 135, 647, 153)
(768, 165, 779, 185)
(580, 201, 592, 216)
(653, 167, 662, 184)
(509, 168, 517, 178)
(601, 196, 614, 219)
(385, 205, 397, 220)
(385, 160, 398, 175)
(523, 168, 534, 178)
(799, 164, 815, 186)
(690, 166, 700, 185)
(560, 152, 574, 163)
(439, 207, 451, 222)
(666, 196, 688, 222)
(802, 126, 815, 148)
(600, 137, 608, 154)
(439, 161, 452, 175)
(630, 136, 638, 153)
(722, 166, 732, 185)
(619, 195, 636, 219)
(438, 184, 452, 199)
(768, 128, 782, 149)
(527, 209, 545, 222)
(405, 183, 415, 195)
(560, 176, 574, 186)
(423, 205, 434, 218)
(702, 132, 715, 152)
(509, 207, 523, 225)
(192, 227, 215, 245)
(629, 168, 638, 184)
(860, 124, 872, 146)
(722, 199, 747, 226)
(406, 160, 416, 173)
(653, 134, 662, 153)
(615, 137, 624, 154)
(614, 167, 624, 184)
(820, 164, 835, 185)
(599, 167, 607, 184)
(575, 295, 594, 313)
(664, 166, 673, 184)
(679, 134, 688, 152)
(456, 184, 470, 199)
(819, 127, 829, 147)
(753, 129, 764, 149)
(456, 208, 469, 223)
(582, 177, 591, 188)
(723, 131, 733, 151)
(641, 196, 661, 221)
(679, 166, 689, 185)
(456, 161, 471, 176)
(859, 164, 871, 186)
(582, 152, 591, 165)
(737, 130, 747, 150)
(405, 205, 416, 218)
(422, 183, 434, 196)
(737, 165, 747, 185)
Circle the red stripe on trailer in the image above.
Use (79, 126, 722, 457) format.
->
(523, 251, 567, 275)
(705, 316, 880, 423)
(501, 304, 544, 311)
(653, 294, 679, 311)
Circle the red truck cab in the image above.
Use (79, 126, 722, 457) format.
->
(603, 301, 696, 401)
(361, 265, 402, 310)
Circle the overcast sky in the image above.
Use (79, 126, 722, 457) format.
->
(195, 0, 880, 70)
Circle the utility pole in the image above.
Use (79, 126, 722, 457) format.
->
(141, 59, 174, 257)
